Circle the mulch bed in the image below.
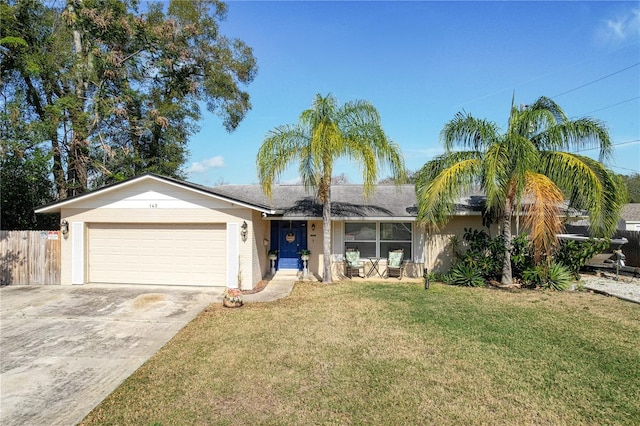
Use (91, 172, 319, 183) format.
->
(241, 280, 269, 295)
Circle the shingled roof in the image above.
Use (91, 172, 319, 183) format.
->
(35, 173, 487, 218)
(211, 184, 418, 218)
(621, 204, 640, 222)
(211, 184, 487, 219)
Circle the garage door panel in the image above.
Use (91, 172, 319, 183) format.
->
(89, 224, 226, 286)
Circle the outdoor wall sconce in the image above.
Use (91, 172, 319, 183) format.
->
(311, 224, 315, 231)
(60, 219, 69, 236)
(241, 221, 248, 242)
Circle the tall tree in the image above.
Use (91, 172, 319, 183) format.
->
(1, 0, 257, 197)
(620, 173, 640, 203)
(0, 91, 58, 229)
(257, 94, 406, 283)
(415, 96, 626, 286)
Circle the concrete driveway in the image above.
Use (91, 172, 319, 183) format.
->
(0, 284, 222, 426)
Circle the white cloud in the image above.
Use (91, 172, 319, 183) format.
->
(596, 8, 640, 44)
(187, 156, 225, 174)
(280, 176, 302, 185)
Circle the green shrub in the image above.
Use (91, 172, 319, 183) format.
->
(426, 271, 447, 283)
(448, 263, 486, 287)
(459, 228, 505, 280)
(554, 238, 610, 278)
(521, 265, 545, 288)
(441, 273, 453, 285)
(511, 233, 534, 275)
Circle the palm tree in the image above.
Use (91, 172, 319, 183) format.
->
(415, 96, 627, 286)
(257, 94, 406, 283)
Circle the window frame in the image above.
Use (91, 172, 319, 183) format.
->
(344, 221, 412, 259)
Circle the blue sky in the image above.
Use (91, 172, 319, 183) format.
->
(185, 1, 640, 186)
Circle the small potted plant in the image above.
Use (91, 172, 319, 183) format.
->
(222, 287, 243, 308)
(299, 249, 311, 261)
(268, 249, 279, 260)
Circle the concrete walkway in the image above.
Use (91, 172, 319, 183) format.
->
(244, 278, 296, 303)
(0, 280, 295, 426)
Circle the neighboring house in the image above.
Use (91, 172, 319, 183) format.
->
(34, 173, 499, 289)
(618, 204, 640, 231)
(571, 204, 640, 232)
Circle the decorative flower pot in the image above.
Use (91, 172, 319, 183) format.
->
(301, 254, 309, 261)
(269, 254, 278, 260)
(222, 288, 243, 308)
(223, 298, 243, 308)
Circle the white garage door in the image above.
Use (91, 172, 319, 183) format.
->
(89, 223, 226, 286)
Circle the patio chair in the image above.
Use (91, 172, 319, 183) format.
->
(345, 249, 364, 278)
(386, 249, 404, 279)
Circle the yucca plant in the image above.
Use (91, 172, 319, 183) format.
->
(521, 263, 573, 291)
(448, 263, 486, 287)
(544, 262, 573, 291)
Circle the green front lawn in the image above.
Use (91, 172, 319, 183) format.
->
(82, 282, 640, 425)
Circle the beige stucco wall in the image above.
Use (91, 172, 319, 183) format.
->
(423, 215, 502, 273)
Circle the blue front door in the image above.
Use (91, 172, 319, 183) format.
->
(279, 227, 301, 269)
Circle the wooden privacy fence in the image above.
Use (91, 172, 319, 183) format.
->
(1, 230, 61, 285)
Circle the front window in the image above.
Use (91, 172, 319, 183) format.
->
(345, 222, 412, 258)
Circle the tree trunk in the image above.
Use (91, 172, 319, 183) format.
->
(67, 132, 89, 197)
(51, 135, 66, 199)
(65, 2, 89, 196)
(322, 185, 333, 283)
(501, 197, 513, 286)
(30, 80, 67, 199)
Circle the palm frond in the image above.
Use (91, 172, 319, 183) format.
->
(506, 135, 541, 207)
(481, 141, 509, 210)
(440, 112, 501, 152)
(571, 156, 626, 236)
(536, 118, 611, 162)
(380, 139, 407, 184)
(541, 152, 626, 237)
(528, 96, 568, 123)
(339, 99, 381, 129)
(256, 125, 307, 198)
(510, 107, 557, 141)
(297, 143, 320, 193)
(341, 111, 406, 196)
(415, 157, 481, 226)
(521, 171, 564, 263)
(300, 93, 338, 130)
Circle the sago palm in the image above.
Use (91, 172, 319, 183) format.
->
(257, 93, 406, 283)
(415, 96, 626, 286)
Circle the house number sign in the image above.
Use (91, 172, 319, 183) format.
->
(285, 232, 296, 243)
